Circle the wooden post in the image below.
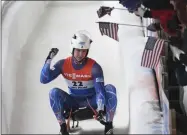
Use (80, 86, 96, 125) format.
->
(170, 109, 176, 134)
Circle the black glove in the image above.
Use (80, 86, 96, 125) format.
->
(94, 110, 107, 125)
(45, 48, 59, 63)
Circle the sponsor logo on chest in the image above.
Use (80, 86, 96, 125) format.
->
(64, 73, 91, 79)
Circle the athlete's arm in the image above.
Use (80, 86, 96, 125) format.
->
(92, 62, 106, 111)
(40, 59, 64, 84)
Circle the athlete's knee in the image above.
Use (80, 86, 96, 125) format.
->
(49, 87, 65, 98)
(105, 84, 116, 94)
(104, 84, 117, 117)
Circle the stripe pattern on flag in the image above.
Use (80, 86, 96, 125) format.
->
(141, 37, 165, 68)
(99, 22, 119, 41)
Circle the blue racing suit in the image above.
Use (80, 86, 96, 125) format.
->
(40, 56, 117, 124)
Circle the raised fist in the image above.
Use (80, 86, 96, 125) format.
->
(45, 48, 59, 63)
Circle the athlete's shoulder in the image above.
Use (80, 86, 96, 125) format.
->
(62, 56, 73, 64)
(87, 57, 97, 63)
(86, 57, 101, 67)
(64, 56, 72, 60)
(93, 62, 103, 71)
(90, 59, 103, 78)
(53, 59, 65, 68)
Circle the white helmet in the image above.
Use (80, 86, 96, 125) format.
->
(70, 30, 92, 54)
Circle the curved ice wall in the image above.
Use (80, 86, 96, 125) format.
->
(2, 1, 50, 133)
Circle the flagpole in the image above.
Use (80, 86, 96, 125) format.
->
(96, 22, 146, 28)
(117, 23, 146, 27)
(113, 7, 128, 11)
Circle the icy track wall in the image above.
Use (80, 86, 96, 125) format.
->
(2, 1, 50, 133)
(118, 8, 170, 135)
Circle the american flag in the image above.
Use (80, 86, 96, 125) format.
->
(97, 6, 114, 18)
(141, 37, 165, 68)
(98, 22, 119, 41)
